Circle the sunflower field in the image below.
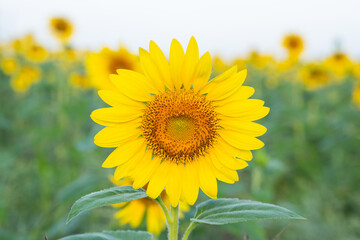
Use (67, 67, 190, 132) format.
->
(0, 17, 360, 240)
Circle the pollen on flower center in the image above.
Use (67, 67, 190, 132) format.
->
(142, 89, 219, 164)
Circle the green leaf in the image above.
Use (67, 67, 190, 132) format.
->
(191, 198, 305, 225)
(67, 186, 147, 223)
(59, 230, 152, 240)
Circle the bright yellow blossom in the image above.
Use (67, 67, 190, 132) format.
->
(91, 37, 269, 207)
(11, 66, 41, 92)
(325, 52, 352, 77)
(25, 44, 48, 62)
(50, 17, 73, 42)
(86, 47, 140, 90)
(282, 34, 304, 60)
(1, 57, 18, 75)
(69, 73, 91, 89)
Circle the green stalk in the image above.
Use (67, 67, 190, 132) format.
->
(168, 205, 179, 240)
(181, 221, 198, 240)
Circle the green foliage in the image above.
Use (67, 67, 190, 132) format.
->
(59, 230, 152, 240)
(67, 186, 147, 223)
(191, 198, 305, 225)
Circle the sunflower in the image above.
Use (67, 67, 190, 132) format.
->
(111, 177, 188, 235)
(50, 17, 73, 42)
(11, 66, 41, 92)
(86, 47, 140, 90)
(25, 44, 48, 62)
(1, 57, 18, 75)
(91, 37, 269, 207)
(69, 73, 91, 89)
(282, 34, 304, 59)
(248, 51, 274, 69)
(300, 63, 330, 90)
(213, 56, 229, 75)
(324, 52, 352, 77)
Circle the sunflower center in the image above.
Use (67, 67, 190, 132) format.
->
(109, 57, 132, 74)
(55, 20, 68, 32)
(288, 38, 299, 48)
(142, 90, 219, 164)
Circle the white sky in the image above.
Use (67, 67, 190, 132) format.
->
(1, 0, 360, 60)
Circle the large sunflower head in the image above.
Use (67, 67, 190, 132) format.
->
(91, 37, 269, 207)
(111, 177, 189, 235)
(300, 63, 330, 90)
(86, 47, 140, 90)
(282, 34, 304, 59)
(49, 17, 73, 42)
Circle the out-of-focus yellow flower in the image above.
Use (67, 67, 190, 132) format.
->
(325, 52, 352, 77)
(111, 177, 189, 235)
(352, 63, 360, 79)
(353, 84, 360, 109)
(282, 34, 304, 59)
(1, 57, 18, 75)
(248, 51, 274, 69)
(86, 47, 139, 90)
(213, 56, 229, 74)
(11, 34, 36, 53)
(50, 17, 73, 42)
(232, 58, 247, 71)
(69, 73, 91, 89)
(300, 63, 330, 90)
(11, 66, 41, 92)
(25, 44, 48, 62)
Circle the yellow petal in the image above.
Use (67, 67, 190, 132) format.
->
(91, 107, 142, 126)
(132, 153, 161, 189)
(114, 150, 147, 180)
(203, 69, 247, 101)
(110, 71, 155, 101)
(139, 48, 165, 92)
(192, 52, 212, 92)
(166, 163, 183, 207)
(221, 106, 270, 121)
(220, 119, 267, 137)
(182, 37, 199, 89)
(213, 145, 249, 170)
(216, 99, 265, 117)
(182, 161, 199, 205)
(98, 90, 145, 108)
(149, 41, 173, 89)
(220, 129, 264, 150)
(198, 157, 218, 199)
(169, 39, 185, 89)
(94, 126, 141, 148)
(91, 116, 141, 128)
(147, 205, 165, 235)
(208, 151, 238, 183)
(210, 65, 237, 83)
(146, 161, 171, 199)
(215, 86, 255, 106)
(217, 137, 253, 161)
(102, 138, 145, 168)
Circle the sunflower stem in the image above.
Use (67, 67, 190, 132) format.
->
(168, 204, 179, 240)
(181, 221, 198, 240)
(155, 196, 171, 225)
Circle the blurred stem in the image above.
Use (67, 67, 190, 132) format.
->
(155, 196, 171, 225)
(169, 205, 179, 240)
(181, 221, 198, 240)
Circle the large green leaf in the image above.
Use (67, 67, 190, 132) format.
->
(59, 230, 152, 240)
(67, 186, 147, 223)
(191, 198, 305, 225)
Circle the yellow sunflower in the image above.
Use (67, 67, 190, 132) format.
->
(300, 63, 330, 90)
(50, 17, 73, 42)
(69, 73, 91, 89)
(111, 177, 189, 235)
(86, 47, 140, 90)
(25, 44, 48, 62)
(213, 56, 229, 75)
(91, 37, 269, 207)
(324, 52, 352, 77)
(248, 51, 274, 69)
(11, 66, 41, 92)
(282, 34, 304, 59)
(1, 57, 18, 75)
